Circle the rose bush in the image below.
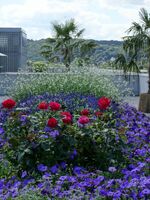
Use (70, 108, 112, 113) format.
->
(0, 94, 127, 172)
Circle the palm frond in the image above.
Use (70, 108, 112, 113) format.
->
(76, 29, 85, 38)
(127, 22, 143, 35)
(139, 8, 149, 24)
(52, 23, 63, 37)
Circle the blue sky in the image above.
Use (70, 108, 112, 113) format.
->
(0, 0, 150, 40)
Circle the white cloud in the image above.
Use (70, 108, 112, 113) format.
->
(0, 0, 150, 40)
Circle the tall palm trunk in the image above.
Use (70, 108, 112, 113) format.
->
(64, 47, 71, 72)
(148, 58, 150, 93)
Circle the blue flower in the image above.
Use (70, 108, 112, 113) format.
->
(49, 130, 59, 138)
(42, 172, 51, 179)
(50, 165, 58, 174)
(37, 164, 48, 172)
(141, 188, 150, 195)
(21, 171, 27, 178)
(40, 134, 48, 139)
(108, 167, 117, 173)
(70, 149, 77, 160)
(44, 126, 52, 132)
(20, 115, 27, 122)
(60, 162, 67, 170)
(73, 166, 84, 174)
(0, 127, 4, 135)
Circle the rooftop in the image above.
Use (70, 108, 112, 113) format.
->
(0, 27, 26, 35)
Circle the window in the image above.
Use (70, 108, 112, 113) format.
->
(0, 35, 8, 49)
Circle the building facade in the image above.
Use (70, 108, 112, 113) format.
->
(0, 28, 27, 72)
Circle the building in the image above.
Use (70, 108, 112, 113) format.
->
(0, 28, 27, 72)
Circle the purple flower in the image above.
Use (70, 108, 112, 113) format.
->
(59, 176, 68, 181)
(21, 171, 27, 178)
(141, 188, 150, 195)
(44, 126, 52, 132)
(73, 166, 84, 174)
(22, 178, 35, 187)
(113, 191, 121, 198)
(37, 164, 48, 172)
(37, 182, 44, 189)
(20, 115, 27, 122)
(60, 162, 67, 170)
(42, 172, 51, 179)
(40, 134, 48, 139)
(49, 130, 59, 138)
(108, 167, 117, 173)
(0, 128, 4, 135)
(50, 165, 58, 174)
(70, 149, 77, 160)
(93, 176, 104, 186)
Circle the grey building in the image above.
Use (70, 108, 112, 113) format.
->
(0, 28, 27, 72)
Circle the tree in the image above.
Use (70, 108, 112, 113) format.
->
(123, 8, 150, 93)
(114, 53, 140, 76)
(41, 19, 96, 71)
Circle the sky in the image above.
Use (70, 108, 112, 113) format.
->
(0, 0, 150, 41)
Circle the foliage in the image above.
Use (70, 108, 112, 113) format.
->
(113, 52, 140, 76)
(27, 61, 48, 72)
(27, 39, 46, 62)
(27, 39, 123, 65)
(7, 73, 117, 100)
(2, 94, 127, 172)
(41, 19, 96, 70)
(123, 8, 150, 92)
(15, 190, 48, 200)
(0, 94, 149, 199)
(6, 71, 133, 101)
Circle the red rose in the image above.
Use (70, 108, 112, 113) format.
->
(60, 111, 72, 118)
(95, 111, 103, 117)
(38, 101, 48, 110)
(49, 102, 61, 111)
(47, 118, 58, 128)
(78, 116, 90, 124)
(98, 97, 111, 110)
(62, 116, 72, 124)
(80, 109, 90, 116)
(2, 98, 16, 109)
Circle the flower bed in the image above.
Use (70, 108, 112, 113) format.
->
(0, 93, 149, 200)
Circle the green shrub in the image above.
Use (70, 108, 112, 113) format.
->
(30, 61, 48, 72)
(7, 72, 131, 101)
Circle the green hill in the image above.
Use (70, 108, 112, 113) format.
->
(27, 39, 123, 64)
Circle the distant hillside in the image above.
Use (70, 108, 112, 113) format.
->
(27, 39, 123, 64)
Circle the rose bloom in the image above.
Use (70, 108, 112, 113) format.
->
(49, 102, 61, 111)
(38, 101, 49, 110)
(2, 98, 16, 109)
(60, 111, 72, 118)
(47, 118, 58, 128)
(62, 116, 72, 124)
(78, 116, 90, 124)
(95, 111, 103, 117)
(80, 109, 90, 116)
(98, 97, 111, 110)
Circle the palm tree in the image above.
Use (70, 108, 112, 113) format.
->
(114, 53, 140, 76)
(41, 19, 96, 71)
(123, 8, 150, 93)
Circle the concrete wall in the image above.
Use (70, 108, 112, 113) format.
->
(0, 72, 148, 96)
